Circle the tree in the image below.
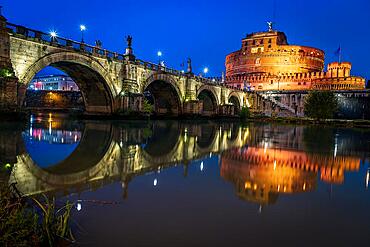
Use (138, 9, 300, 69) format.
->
(304, 91, 338, 119)
(240, 106, 251, 120)
(142, 98, 154, 116)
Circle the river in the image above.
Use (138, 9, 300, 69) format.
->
(2, 113, 370, 246)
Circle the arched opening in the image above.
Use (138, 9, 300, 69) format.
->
(229, 95, 241, 115)
(21, 54, 114, 115)
(22, 119, 113, 175)
(144, 80, 181, 116)
(197, 89, 218, 116)
(25, 66, 84, 112)
(143, 121, 181, 158)
(196, 124, 216, 149)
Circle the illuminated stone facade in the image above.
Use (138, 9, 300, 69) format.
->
(225, 27, 366, 91)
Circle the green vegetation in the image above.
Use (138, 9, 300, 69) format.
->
(142, 98, 154, 116)
(0, 184, 75, 246)
(0, 68, 13, 77)
(239, 106, 251, 120)
(304, 91, 338, 119)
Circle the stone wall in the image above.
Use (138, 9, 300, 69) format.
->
(24, 90, 84, 110)
(0, 77, 18, 112)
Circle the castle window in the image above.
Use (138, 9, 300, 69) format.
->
(268, 45, 272, 48)
(253, 40, 256, 45)
(271, 80, 273, 84)
(268, 39, 272, 43)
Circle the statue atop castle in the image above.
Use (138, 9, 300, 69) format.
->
(267, 21, 274, 32)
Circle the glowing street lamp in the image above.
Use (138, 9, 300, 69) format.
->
(49, 31, 57, 43)
(203, 67, 209, 77)
(80, 25, 86, 43)
(157, 50, 162, 65)
(49, 31, 57, 37)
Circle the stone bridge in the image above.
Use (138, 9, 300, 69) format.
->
(0, 14, 248, 116)
(8, 121, 250, 196)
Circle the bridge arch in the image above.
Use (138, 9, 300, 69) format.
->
(19, 52, 116, 114)
(228, 92, 242, 114)
(9, 123, 117, 195)
(142, 73, 183, 116)
(197, 85, 219, 116)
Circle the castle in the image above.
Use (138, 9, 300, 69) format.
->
(225, 24, 366, 91)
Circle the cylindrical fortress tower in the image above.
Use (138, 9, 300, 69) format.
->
(225, 30, 325, 76)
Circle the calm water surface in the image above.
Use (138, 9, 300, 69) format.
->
(2, 114, 370, 246)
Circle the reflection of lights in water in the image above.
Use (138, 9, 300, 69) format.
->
(366, 169, 370, 189)
(153, 178, 158, 186)
(69, 131, 72, 136)
(61, 138, 64, 143)
(49, 122, 52, 135)
(303, 182, 306, 191)
(273, 160, 276, 170)
(76, 202, 82, 211)
(209, 152, 212, 158)
(75, 135, 78, 142)
(29, 126, 32, 136)
(277, 185, 280, 192)
(334, 136, 338, 158)
(200, 161, 204, 171)
(264, 142, 268, 154)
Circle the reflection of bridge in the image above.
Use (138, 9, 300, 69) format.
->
(0, 14, 248, 116)
(9, 121, 250, 196)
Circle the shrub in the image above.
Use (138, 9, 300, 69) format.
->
(240, 106, 251, 120)
(304, 91, 338, 119)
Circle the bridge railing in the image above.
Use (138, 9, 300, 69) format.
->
(6, 22, 125, 61)
(6, 22, 244, 92)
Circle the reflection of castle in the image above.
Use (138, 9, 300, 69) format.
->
(225, 25, 366, 91)
(220, 147, 361, 205)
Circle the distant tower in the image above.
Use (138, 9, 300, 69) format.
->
(327, 62, 352, 78)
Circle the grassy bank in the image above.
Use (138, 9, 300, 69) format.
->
(0, 179, 75, 246)
(247, 115, 370, 128)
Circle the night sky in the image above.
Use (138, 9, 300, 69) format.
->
(2, 0, 370, 79)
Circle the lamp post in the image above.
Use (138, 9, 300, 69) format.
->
(203, 67, 209, 77)
(157, 51, 162, 65)
(80, 25, 86, 43)
(49, 31, 57, 43)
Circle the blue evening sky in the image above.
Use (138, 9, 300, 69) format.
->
(2, 0, 370, 79)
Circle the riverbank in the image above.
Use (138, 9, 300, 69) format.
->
(2, 110, 370, 128)
(248, 115, 370, 128)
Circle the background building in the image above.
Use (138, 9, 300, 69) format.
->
(28, 75, 79, 91)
